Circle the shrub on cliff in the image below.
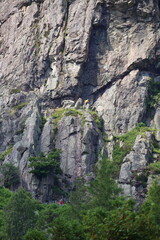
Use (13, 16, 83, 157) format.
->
(29, 150, 62, 178)
(0, 163, 20, 189)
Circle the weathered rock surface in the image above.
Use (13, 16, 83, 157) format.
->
(55, 112, 103, 180)
(94, 70, 152, 135)
(119, 133, 153, 203)
(0, 0, 160, 202)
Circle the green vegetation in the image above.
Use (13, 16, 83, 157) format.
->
(53, 108, 83, 123)
(134, 171, 148, 188)
(41, 116, 47, 126)
(147, 78, 160, 110)
(0, 187, 13, 239)
(35, 28, 41, 56)
(11, 102, 28, 115)
(147, 137, 160, 174)
(52, 108, 85, 133)
(89, 111, 103, 131)
(10, 88, 21, 94)
(44, 30, 50, 38)
(151, 139, 160, 156)
(29, 150, 62, 178)
(4, 188, 38, 240)
(148, 161, 160, 174)
(52, 108, 103, 135)
(64, 108, 83, 117)
(40, 115, 47, 131)
(35, 40, 41, 55)
(0, 146, 13, 162)
(0, 158, 160, 239)
(52, 185, 66, 198)
(52, 108, 66, 128)
(0, 163, 20, 189)
(13, 102, 28, 111)
(23, 229, 47, 240)
(112, 123, 152, 166)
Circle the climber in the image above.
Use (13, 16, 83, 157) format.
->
(59, 199, 63, 206)
(83, 99, 89, 110)
(84, 99, 89, 104)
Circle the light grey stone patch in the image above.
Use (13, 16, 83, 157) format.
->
(120, 183, 136, 199)
(94, 70, 151, 136)
(55, 112, 103, 181)
(74, 98, 83, 109)
(55, 116, 82, 177)
(119, 162, 132, 183)
(62, 100, 75, 109)
(119, 133, 153, 202)
(40, 118, 54, 154)
(46, 63, 59, 90)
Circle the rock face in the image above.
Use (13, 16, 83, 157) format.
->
(119, 133, 153, 203)
(56, 112, 102, 179)
(94, 70, 150, 135)
(0, 0, 160, 202)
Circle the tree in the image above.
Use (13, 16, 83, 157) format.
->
(138, 181, 160, 239)
(48, 217, 85, 240)
(70, 178, 90, 219)
(144, 181, 160, 225)
(29, 150, 62, 178)
(0, 187, 13, 239)
(0, 163, 20, 189)
(88, 157, 122, 210)
(4, 188, 38, 240)
(23, 229, 47, 240)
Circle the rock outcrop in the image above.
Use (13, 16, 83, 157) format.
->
(119, 133, 153, 203)
(56, 112, 102, 179)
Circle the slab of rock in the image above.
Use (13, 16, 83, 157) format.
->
(119, 132, 153, 202)
(94, 70, 150, 135)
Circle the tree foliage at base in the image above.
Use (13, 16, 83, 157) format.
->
(0, 158, 160, 239)
(4, 188, 38, 240)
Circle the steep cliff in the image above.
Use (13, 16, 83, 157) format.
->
(0, 0, 160, 202)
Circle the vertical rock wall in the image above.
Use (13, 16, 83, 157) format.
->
(0, 0, 160, 202)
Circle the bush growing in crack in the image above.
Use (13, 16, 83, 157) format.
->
(0, 146, 13, 162)
(89, 111, 103, 132)
(146, 78, 160, 110)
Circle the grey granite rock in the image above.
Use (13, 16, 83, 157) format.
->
(119, 133, 153, 202)
(94, 70, 151, 135)
(55, 112, 103, 181)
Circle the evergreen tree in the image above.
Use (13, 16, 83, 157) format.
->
(23, 229, 47, 240)
(0, 163, 20, 189)
(4, 188, 38, 240)
(0, 187, 13, 239)
(88, 157, 122, 210)
(70, 178, 90, 219)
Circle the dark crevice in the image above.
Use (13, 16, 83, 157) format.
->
(78, 2, 109, 99)
(60, 0, 70, 53)
(0, 11, 16, 26)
